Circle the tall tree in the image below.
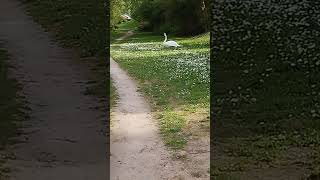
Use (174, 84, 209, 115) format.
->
(110, 0, 127, 28)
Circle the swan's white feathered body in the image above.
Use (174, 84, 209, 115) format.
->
(163, 33, 180, 47)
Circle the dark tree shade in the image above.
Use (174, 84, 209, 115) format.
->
(211, 0, 320, 137)
(132, 0, 209, 36)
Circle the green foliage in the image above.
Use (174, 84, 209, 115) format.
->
(211, 0, 320, 177)
(212, 0, 320, 137)
(110, 0, 128, 28)
(24, 0, 107, 57)
(110, 0, 143, 29)
(132, 0, 209, 36)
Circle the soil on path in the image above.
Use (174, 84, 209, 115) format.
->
(0, 0, 108, 179)
(110, 60, 191, 179)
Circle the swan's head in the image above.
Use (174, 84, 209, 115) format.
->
(164, 33, 167, 36)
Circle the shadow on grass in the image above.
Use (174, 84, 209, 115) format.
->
(24, 0, 107, 57)
(212, 59, 320, 177)
(0, 46, 28, 177)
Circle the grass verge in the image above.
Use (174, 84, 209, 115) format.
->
(110, 81, 118, 108)
(0, 47, 27, 178)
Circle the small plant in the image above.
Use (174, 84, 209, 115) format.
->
(159, 111, 187, 150)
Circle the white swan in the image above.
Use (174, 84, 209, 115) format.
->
(163, 33, 180, 47)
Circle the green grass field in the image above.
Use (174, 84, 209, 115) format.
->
(111, 22, 210, 150)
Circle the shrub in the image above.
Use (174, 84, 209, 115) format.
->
(132, 0, 209, 36)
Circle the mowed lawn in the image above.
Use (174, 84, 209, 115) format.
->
(111, 27, 210, 150)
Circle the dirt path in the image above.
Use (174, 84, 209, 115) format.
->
(110, 60, 191, 179)
(0, 0, 107, 179)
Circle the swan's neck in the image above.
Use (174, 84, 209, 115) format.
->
(164, 34, 167, 42)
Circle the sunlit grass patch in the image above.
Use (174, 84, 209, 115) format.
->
(111, 33, 210, 106)
(158, 110, 187, 150)
(110, 81, 118, 128)
(111, 29, 210, 150)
